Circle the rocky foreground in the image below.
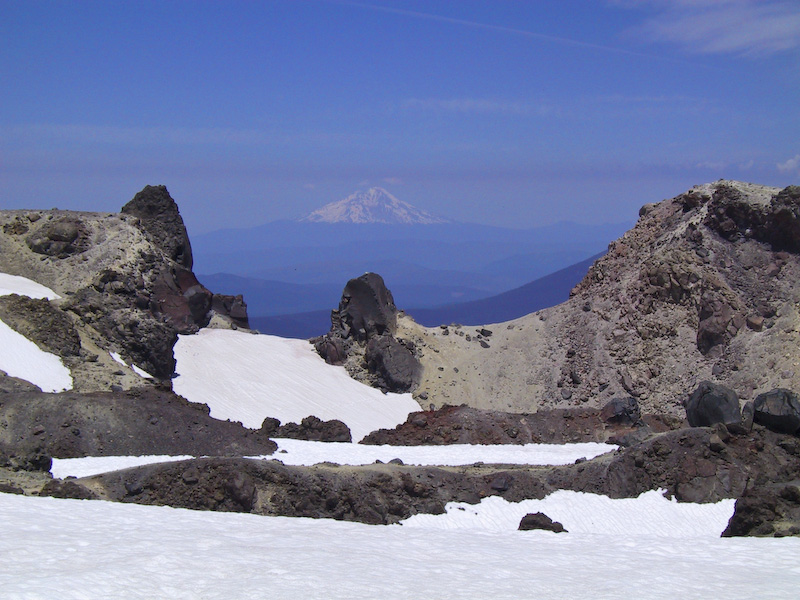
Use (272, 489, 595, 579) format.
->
(2, 181, 800, 538)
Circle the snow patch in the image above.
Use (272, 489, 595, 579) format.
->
(173, 329, 421, 441)
(0, 318, 72, 392)
(110, 351, 153, 379)
(257, 438, 615, 466)
(0, 272, 60, 300)
(51, 455, 195, 479)
(50, 440, 616, 478)
(401, 490, 736, 537)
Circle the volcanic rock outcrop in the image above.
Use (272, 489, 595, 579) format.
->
(0, 185, 248, 388)
(314, 273, 421, 393)
(398, 181, 800, 418)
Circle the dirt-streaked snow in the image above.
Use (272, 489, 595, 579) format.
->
(50, 440, 616, 478)
(174, 329, 421, 441)
(2, 492, 799, 600)
(0, 272, 72, 392)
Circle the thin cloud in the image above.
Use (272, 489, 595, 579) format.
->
(382, 177, 403, 185)
(402, 98, 556, 116)
(5, 123, 273, 146)
(777, 154, 800, 175)
(333, 0, 670, 61)
(618, 1, 800, 56)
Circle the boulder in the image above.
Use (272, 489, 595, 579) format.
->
(600, 397, 641, 425)
(685, 381, 741, 427)
(518, 512, 567, 533)
(26, 217, 89, 258)
(753, 389, 800, 435)
(334, 272, 398, 341)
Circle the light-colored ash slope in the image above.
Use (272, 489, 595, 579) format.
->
(401, 181, 800, 417)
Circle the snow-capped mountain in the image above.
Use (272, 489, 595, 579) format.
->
(300, 187, 450, 224)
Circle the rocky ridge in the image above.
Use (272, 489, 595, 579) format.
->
(400, 181, 800, 418)
(0, 185, 248, 389)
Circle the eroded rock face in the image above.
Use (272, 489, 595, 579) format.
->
(0, 185, 250, 387)
(315, 273, 421, 393)
(405, 181, 800, 418)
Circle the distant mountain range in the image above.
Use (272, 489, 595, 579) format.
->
(192, 188, 632, 337)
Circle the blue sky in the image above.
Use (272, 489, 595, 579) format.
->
(2, 0, 799, 233)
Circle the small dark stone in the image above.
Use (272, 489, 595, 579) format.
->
(519, 512, 567, 533)
(600, 397, 641, 425)
(489, 473, 512, 492)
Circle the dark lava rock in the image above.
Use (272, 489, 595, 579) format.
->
(600, 397, 641, 425)
(723, 482, 800, 537)
(0, 482, 24, 495)
(361, 404, 676, 446)
(763, 185, 800, 254)
(262, 415, 352, 442)
(0, 371, 43, 394)
(0, 388, 277, 458)
(40, 479, 98, 500)
(685, 381, 741, 427)
(122, 184, 193, 269)
(696, 296, 742, 355)
(365, 334, 421, 392)
(0, 295, 81, 358)
(314, 272, 421, 393)
(753, 389, 800, 435)
(519, 512, 567, 533)
(334, 272, 398, 342)
(26, 217, 90, 258)
(0, 446, 52, 472)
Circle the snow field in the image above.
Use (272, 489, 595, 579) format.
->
(2, 492, 799, 600)
(0, 272, 73, 392)
(173, 329, 422, 441)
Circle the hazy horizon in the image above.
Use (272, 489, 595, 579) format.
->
(2, 0, 798, 234)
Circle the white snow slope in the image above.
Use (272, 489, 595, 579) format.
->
(2, 491, 799, 600)
(174, 329, 421, 441)
(0, 272, 72, 392)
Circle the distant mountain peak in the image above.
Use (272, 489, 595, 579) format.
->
(300, 188, 450, 225)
